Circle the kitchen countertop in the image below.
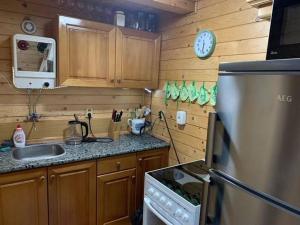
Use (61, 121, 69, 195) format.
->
(0, 134, 170, 174)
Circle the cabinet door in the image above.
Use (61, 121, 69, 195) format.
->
(97, 168, 136, 225)
(0, 169, 48, 225)
(116, 27, 161, 89)
(48, 161, 96, 225)
(136, 148, 169, 209)
(58, 16, 116, 87)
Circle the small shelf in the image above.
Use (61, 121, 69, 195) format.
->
(247, 0, 272, 8)
(247, 0, 273, 21)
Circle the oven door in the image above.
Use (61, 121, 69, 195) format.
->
(143, 196, 176, 225)
(267, 0, 300, 59)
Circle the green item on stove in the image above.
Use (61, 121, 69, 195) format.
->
(210, 83, 218, 106)
(164, 81, 171, 104)
(188, 81, 199, 102)
(197, 82, 209, 106)
(170, 81, 180, 100)
(180, 80, 189, 102)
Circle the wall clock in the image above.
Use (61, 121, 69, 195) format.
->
(194, 30, 216, 59)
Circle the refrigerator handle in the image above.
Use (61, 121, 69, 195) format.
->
(200, 172, 223, 225)
(205, 112, 217, 168)
(199, 178, 210, 225)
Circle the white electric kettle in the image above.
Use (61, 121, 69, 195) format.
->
(128, 118, 145, 135)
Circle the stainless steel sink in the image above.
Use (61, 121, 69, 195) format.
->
(12, 144, 65, 161)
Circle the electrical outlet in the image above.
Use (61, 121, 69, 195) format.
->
(85, 108, 94, 118)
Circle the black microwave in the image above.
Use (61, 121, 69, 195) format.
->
(267, 0, 300, 60)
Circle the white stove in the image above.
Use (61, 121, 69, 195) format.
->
(143, 161, 209, 225)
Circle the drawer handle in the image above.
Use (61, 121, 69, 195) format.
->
(132, 175, 136, 181)
(116, 162, 121, 170)
(40, 176, 46, 182)
(110, 79, 114, 83)
(117, 79, 121, 83)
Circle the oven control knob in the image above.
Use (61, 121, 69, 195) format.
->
(159, 196, 166, 204)
(175, 209, 183, 218)
(148, 187, 155, 196)
(154, 192, 160, 200)
(166, 201, 173, 209)
(182, 213, 189, 222)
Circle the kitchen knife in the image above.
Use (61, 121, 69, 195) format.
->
(118, 111, 123, 121)
(112, 110, 117, 121)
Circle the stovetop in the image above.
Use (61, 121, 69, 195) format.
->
(148, 160, 209, 206)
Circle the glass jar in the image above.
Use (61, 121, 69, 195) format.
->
(126, 11, 138, 29)
(146, 13, 157, 32)
(137, 11, 146, 31)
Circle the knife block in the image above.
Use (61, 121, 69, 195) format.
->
(108, 120, 121, 140)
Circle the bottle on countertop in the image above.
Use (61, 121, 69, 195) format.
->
(13, 124, 26, 148)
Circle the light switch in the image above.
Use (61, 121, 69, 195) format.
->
(176, 111, 186, 125)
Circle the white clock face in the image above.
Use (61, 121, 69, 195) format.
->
(194, 31, 216, 59)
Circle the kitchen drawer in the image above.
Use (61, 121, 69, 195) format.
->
(97, 154, 136, 175)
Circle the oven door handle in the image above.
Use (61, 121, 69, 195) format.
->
(144, 197, 174, 225)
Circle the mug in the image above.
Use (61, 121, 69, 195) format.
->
(128, 118, 145, 135)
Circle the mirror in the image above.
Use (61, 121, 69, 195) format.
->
(13, 34, 56, 89)
(16, 40, 54, 72)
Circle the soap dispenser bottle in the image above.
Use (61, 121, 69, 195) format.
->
(13, 124, 26, 148)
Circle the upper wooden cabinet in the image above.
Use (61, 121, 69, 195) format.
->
(57, 16, 116, 87)
(48, 161, 97, 225)
(56, 16, 161, 89)
(0, 169, 48, 225)
(116, 28, 161, 89)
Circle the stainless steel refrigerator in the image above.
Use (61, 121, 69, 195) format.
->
(201, 59, 300, 225)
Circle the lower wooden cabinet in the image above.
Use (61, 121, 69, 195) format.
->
(136, 148, 169, 209)
(97, 168, 136, 225)
(0, 169, 48, 225)
(48, 161, 96, 225)
(0, 148, 169, 225)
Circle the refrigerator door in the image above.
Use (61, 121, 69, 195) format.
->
(203, 172, 300, 225)
(212, 66, 300, 212)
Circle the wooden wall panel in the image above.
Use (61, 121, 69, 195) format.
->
(0, 0, 144, 142)
(152, 0, 271, 165)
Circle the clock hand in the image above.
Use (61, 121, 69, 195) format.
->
(202, 41, 205, 53)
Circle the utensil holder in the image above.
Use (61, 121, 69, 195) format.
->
(108, 120, 121, 140)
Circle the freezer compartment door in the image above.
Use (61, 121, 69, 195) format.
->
(212, 73, 300, 211)
(203, 172, 300, 225)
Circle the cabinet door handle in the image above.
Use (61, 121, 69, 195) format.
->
(138, 158, 143, 165)
(40, 176, 46, 182)
(50, 175, 56, 182)
(132, 175, 136, 180)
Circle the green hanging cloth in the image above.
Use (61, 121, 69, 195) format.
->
(197, 82, 209, 106)
(180, 80, 189, 102)
(210, 83, 218, 106)
(163, 81, 171, 105)
(170, 81, 180, 100)
(188, 81, 199, 102)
